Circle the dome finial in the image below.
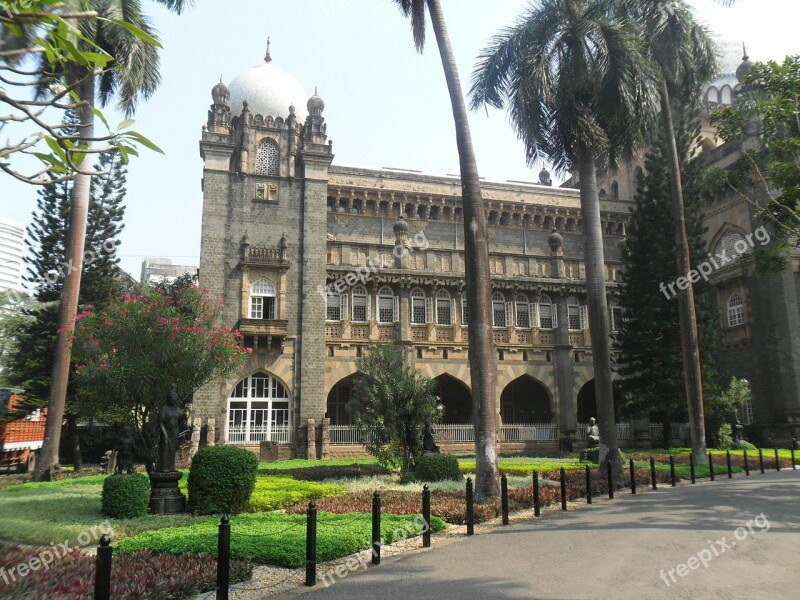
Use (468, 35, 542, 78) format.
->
(264, 37, 272, 63)
(742, 42, 748, 61)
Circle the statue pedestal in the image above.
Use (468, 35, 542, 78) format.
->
(149, 471, 186, 515)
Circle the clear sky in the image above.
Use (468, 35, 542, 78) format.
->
(1, 0, 798, 280)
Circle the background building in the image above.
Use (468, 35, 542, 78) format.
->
(0, 218, 25, 293)
(140, 257, 197, 285)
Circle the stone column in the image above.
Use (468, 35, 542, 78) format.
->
(206, 418, 216, 447)
(306, 418, 317, 460)
(189, 417, 201, 460)
(321, 418, 330, 459)
(553, 295, 577, 450)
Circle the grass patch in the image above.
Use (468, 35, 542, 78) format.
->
(257, 458, 380, 470)
(116, 512, 445, 567)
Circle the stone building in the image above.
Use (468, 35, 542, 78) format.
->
(575, 50, 800, 446)
(193, 47, 645, 458)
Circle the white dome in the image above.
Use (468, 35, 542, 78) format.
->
(228, 63, 308, 121)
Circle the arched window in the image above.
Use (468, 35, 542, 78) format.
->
(227, 372, 290, 443)
(537, 295, 555, 329)
(436, 289, 454, 325)
(249, 278, 276, 319)
(567, 296, 582, 331)
(727, 293, 745, 327)
(255, 138, 280, 176)
(326, 292, 342, 322)
(492, 292, 508, 328)
(410, 288, 428, 324)
(460, 295, 468, 326)
(515, 294, 531, 328)
(715, 231, 747, 264)
(377, 286, 397, 323)
(351, 285, 368, 322)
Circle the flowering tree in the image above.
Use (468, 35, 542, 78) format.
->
(71, 278, 247, 470)
(348, 344, 439, 472)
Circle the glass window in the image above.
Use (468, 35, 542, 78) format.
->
(226, 373, 290, 444)
(411, 288, 426, 325)
(249, 278, 276, 319)
(727, 293, 745, 327)
(436, 289, 452, 325)
(515, 294, 530, 328)
(492, 292, 506, 328)
(567, 296, 581, 331)
(377, 286, 395, 323)
(351, 285, 368, 322)
(538, 295, 553, 329)
(327, 292, 342, 321)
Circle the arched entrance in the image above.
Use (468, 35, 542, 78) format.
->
(500, 376, 553, 423)
(227, 372, 290, 443)
(577, 379, 622, 423)
(326, 374, 357, 425)
(435, 374, 472, 423)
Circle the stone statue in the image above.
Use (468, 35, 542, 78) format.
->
(114, 427, 136, 474)
(732, 418, 745, 444)
(155, 383, 181, 473)
(586, 417, 600, 448)
(423, 420, 440, 454)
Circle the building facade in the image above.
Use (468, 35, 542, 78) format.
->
(0, 218, 25, 293)
(140, 257, 198, 285)
(193, 50, 648, 458)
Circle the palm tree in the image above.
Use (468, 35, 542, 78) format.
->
(35, 0, 193, 480)
(623, 0, 717, 464)
(393, 0, 499, 500)
(470, 0, 658, 479)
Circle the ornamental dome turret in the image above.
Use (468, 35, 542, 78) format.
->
(212, 78, 229, 106)
(307, 88, 325, 116)
(736, 44, 753, 84)
(548, 228, 564, 252)
(228, 40, 308, 120)
(393, 215, 410, 235)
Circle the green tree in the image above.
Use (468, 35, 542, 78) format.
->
(710, 56, 800, 249)
(30, 0, 191, 480)
(622, 0, 718, 466)
(617, 108, 720, 449)
(392, 0, 499, 500)
(0, 291, 35, 382)
(347, 344, 438, 472)
(470, 0, 658, 479)
(71, 279, 245, 472)
(706, 377, 750, 447)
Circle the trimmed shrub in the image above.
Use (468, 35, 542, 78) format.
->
(101, 473, 150, 519)
(411, 454, 462, 482)
(734, 440, 757, 450)
(258, 463, 391, 481)
(188, 446, 259, 515)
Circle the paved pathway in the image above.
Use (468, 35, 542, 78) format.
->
(286, 470, 800, 600)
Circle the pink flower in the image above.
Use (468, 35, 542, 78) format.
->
(245, 347, 254, 354)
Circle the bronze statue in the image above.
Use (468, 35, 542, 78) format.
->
(155, 383, 181, 473)
(114, 427, 136, 474)
(423, 420, 440, 454)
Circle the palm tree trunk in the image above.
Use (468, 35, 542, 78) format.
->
(427, 0, 499, 501)
(658, 80, 707, 464)
(576, 144, 623, 482)
(34, 76, 94, 481)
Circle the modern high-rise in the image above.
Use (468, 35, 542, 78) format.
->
(0, 218, 25, 293)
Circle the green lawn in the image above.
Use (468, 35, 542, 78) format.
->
(459, 457, 587, 477)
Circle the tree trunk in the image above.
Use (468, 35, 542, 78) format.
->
(65, 414, 82, 471)
(576, 144, 623, 482)
(427, 0, 499, 501)
(659, 81, 707, 465)
(34, 76, 95, 481)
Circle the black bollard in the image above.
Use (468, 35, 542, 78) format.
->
(775, 448, 780, 472)
(501, 474, 509, 525)
(94, 534, 112, 600)
(792, 448, 797, 471)
(532, 470, 541, 517)
(669, 455, 676, 487)
(709, 453, 715, 481)
(585, 464, 592, 505)
(422, 486, 431, 548)
(607, 460, 614, 499)
(726, 451, 733, 479)
(759, 448, 765, 474)
(466, 477, 474, 536)
(305, 501, 317, 587)
(372, 491, 382, 563)
(216, 516, 231, 600)
(690, 452, 696, 484)
(744, 449, 750, 476)
(650, 458, 657, 491)
(560, 467, 567, 510)
(629, 459, 636, 494)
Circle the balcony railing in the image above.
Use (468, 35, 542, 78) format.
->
(226, 425, 292, 444)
